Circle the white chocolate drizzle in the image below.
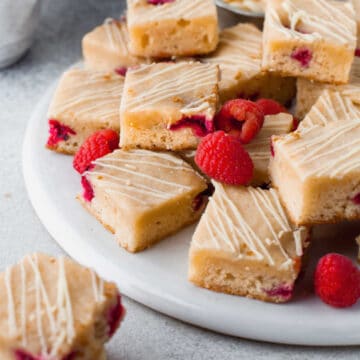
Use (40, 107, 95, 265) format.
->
(2, 254, 107, 357)
(193, 183, 306, 268)
(267, 0, 356, 46)
(87, 149, 204, 207)
(48, 69, 123, 124)
(203, 23, 262, 89)
(103, 19, 129, 54)
(122, 62, 218, 120)
(277, 121, 360, 178)
(300, 90, 360, 130)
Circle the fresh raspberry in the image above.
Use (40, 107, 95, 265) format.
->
(215, 99, 264, 144)
(355, 49, 360, 57)
(47, 119, 76, 147)
(195, 131, 253, 185)
(291, 47, 313, 67)
(73, 130, 119, 174)
(314, 253, 360, 308)
(256, 98, 288, 116)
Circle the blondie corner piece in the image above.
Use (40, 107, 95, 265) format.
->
(46, 69, 124, 155)
(298, 90, 360, 131)
(296, 58, 360, 119)
(270, 121, 360, 225)
(126, 0, 219, 58)
(82, 18, 149, 73)
(189, 183, 309, 303)
(79, 149, 209, 253)
(0, 253, 124, 360)
(120, 62, 219, 151)
(203, 23, 295, 104)
(262, 0, 356, 84)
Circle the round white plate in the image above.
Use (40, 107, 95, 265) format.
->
(23, 84, 360, 346)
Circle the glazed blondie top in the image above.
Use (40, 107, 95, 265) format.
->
(48, 69, 124, 127)
(192, 182, 307, 269)
(266, 0, 356, 47)
(127, 0, 217, 24)
(272, 121, 360, 180)
(299, 90, 360, 130)
(86, 149, 206, 210)
(204, 23, 263, 86)
(121, 62, 219, 120)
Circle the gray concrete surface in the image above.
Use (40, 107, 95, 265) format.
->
(0, 0, 359, 358)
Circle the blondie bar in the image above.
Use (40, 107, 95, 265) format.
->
(79, 149, 208, 252)
(127, 0, 219, 58)
(262, 0, 357, 84)
(0, 253, 124, 360)
(120, 62, 219, 151)
(270, 121, 360, 225)
(189, 183, 309, 303)
(203, 23, 296, 104)
(46, 69, 123, 154)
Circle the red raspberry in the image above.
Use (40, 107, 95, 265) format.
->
(47, 119, 76, 147)
(314, 253, 360, 308)
(215, 99, 264, 144)
(107, 294, 125, 338)
(195, 131, 253, 185)
(73, 130, 119, 174)
(356, 49, 360, 58)
(256, 98, 288, 116)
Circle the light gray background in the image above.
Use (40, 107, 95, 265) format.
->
(0, 0, 359, 358)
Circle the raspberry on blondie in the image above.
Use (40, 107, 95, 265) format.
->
(189, 183, 309, 303)
(46, 69, 124, 155)
(270, 120, 360, 225)
(120, 62, 219, 151)
(0, 253, 124, 360)
(126, 0, 219, 58)
(202, 23, 296, 104)
(79, 149, 208, 252)
(262, 0, 357, 84)
(296, 58, 360, 119)
(82, 18, 149, 73)
(298, 90, 360, 131)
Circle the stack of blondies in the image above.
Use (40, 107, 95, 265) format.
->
(45, 0, 360, 305)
